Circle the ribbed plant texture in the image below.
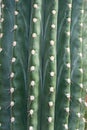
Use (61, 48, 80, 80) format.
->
(0, 0, 87, 130)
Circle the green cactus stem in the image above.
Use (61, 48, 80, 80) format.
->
(68, 0, 84, 130)
(0, 0, 31, 130)
(55, 0, 72, 129)
(79, 2, 86, 130)
(83, 1, 87, 129)
(41, 0, 58, 130)
(9, 0, 29, 130)
(0, 1, 13, 129)
(27, 1, 42, 130)
(0, 1, 87, 130)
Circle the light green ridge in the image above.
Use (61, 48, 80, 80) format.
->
(27, 0, 42, 130)
(41, 0, 58, 130)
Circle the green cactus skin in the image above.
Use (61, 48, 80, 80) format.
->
(0, 1, 87, 130)
(27, 1, 42, 130)
(68, 0, 84, 130)
(41, 0, 58, 130)
(9, 0, 30, 130)
(83, 1, 87, 130)
(79, 2, 86, 130)
(0, 1, 13, 129)
(0, 0, 29, 130)
(55, 0, 72, 129)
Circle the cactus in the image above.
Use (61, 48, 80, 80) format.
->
(0, 1, 13, 129)
(27, 1, 42, 130)
(0, 0, 87, 130)
(41, 0, 58, 130)
(68, 1, 84, 130)
(83, 1, 87, 129)
(55, 0, 72, 129)
(0, 0, 29, 130)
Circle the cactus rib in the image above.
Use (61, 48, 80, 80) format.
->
(9, 0, 28, 129)
(9, 0, 18, 129)
(79, 3, 86, 130)
(41, 0, 58, 130)
(55, 0, 72, 129)
(69, 0, 84, 129)
(27, 1, 42, 130)
(0, 0, 14, 129)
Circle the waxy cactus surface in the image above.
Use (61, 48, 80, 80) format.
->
(0, 0, 87, 130)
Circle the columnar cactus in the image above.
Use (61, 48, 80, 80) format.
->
(0, 0, 87, 130)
